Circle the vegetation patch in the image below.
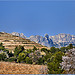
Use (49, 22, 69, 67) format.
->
(0, 42, 74, 74)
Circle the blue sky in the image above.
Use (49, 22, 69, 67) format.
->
(0, 1, 75, 37)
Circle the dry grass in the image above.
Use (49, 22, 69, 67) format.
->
(0, 62, 47, 74)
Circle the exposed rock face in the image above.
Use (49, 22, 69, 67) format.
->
(11, 32, 75, 48)
(61, 48, 75, 74)
(29, 33, 75, 48)
(29, 34, 54, 47)
(11, 32, 26, 39)
(49, 33, 75, 47)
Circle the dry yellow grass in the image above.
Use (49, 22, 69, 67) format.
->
(0, 62, 48, 74)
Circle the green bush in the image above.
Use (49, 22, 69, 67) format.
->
(25, 57, 32, 64)
(8, 57, 16, 62)
(33, 46, 37, 52)
(17, 52, 26, 63)
(0, 53, 7, 61)
(37, 57, 44, 65)
(14, 46, 25, 57)
(47, 51, 64, 74)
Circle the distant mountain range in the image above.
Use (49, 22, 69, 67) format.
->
(11, 32, 75, 48)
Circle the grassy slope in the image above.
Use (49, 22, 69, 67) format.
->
(0, 62, 47, 74)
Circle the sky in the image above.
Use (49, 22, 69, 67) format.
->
(0, 1, 75, 37)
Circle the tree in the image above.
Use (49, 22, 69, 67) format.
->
(44, 52, 52, 63)
(47, 51, 64, 74)
(14, 47, 19, 57)
(9, 52, 14, 57)
(26, 49, 32, 54)
(14, 46, 24, 57)
(41, 48, 48, 53)
(8, 57, 16, 62)
(33, 46, 37, 52)
(17, 52, 26, 63)
(29, 50, 42, 64)
(50, 47, 57, 53)
(60, 47, 68, 53)
(61, 48, 75, 74)
(67, 44, 73, 49)
(0, 53, 7, 61)
(0, 43, 3, 47)
(37, 57, 44, 65)
(25, 57, 32, 64)
(53, 51, 64, 63)
(0, 43, 5, 50)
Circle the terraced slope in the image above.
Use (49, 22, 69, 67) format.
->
(0, 32, 48, 51)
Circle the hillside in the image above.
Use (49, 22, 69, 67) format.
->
(0, 32, 48, 51)
(0, 62, 47, 74)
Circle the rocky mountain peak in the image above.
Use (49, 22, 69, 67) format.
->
(44, 34, 49, 40)
(11, 32, 26, 38)
(11, 32, 20, 36)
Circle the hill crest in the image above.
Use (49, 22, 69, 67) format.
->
(0, 32, 48, 51)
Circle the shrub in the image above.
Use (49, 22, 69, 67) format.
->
(0, 53, 7, 61)
(25, 57, 32, 64)
(17, 52, 26, 63)
(14, 46, 25, 57)
(8, 57, 16, 62)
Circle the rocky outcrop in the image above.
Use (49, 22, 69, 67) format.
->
(49, 33, 75, 47)
(11, 32, 26, 39)
(29, 33, 75, 48)
(29, 34, 54, 47)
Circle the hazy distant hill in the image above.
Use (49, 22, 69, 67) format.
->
(11, 32, 75, 48)
(0, 32, 48, 51)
